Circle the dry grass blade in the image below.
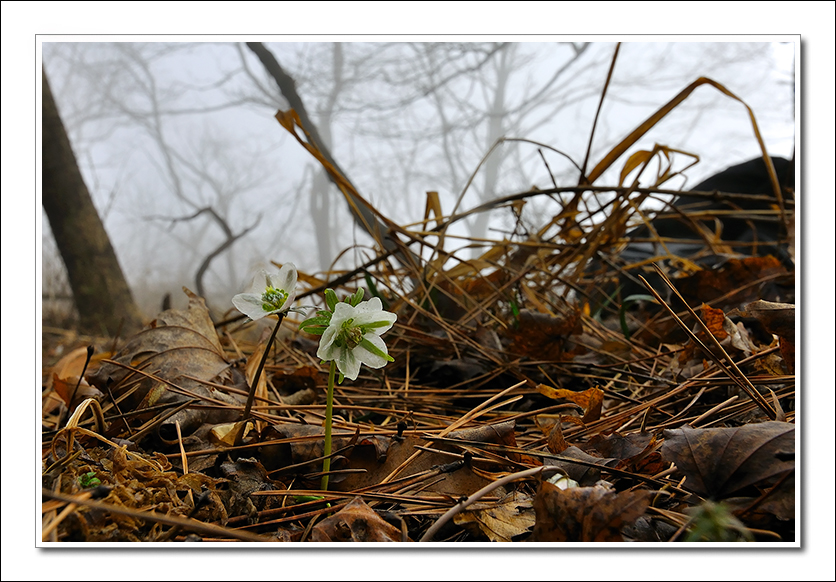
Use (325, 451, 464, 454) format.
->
(639, 265, 776, 419)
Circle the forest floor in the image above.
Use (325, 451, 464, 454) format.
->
(40, 183, 796, 543)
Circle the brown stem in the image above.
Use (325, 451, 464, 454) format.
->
(242, 313, 284, 421)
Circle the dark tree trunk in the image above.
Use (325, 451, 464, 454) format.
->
(42, 67, 144, 336)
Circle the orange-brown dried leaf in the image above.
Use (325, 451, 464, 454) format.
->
(537, 385, 604, 423)
(52, 374, 104, 408)
(506, 309, 583, 360)
(676, 257, 789, 307)
(779, 336, 795, 373)
(51, 346, 107, 382)
(245, 340, 268, 399)
(547, 421, 568, 454)
(310, 497, 408, 542)
(700, 304, 728, 341)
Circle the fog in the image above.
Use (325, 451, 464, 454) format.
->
(41, 40, 795, 320)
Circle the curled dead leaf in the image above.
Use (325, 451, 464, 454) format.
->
(537, 385, 604, 423)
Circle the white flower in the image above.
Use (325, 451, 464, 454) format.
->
(232, 264, 298, 320)
(316, 297, 397, 381)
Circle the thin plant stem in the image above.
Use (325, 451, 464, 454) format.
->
(321, 360, 337, 491)
(242, 313, 284, 421)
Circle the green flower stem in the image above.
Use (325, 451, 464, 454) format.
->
(321, 359, 337, 492)
(242, 313, 284, 421)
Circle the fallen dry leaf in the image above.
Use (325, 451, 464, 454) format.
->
(661, 421, 794, 499)
(310, 497, 408, 542)
(537, 385, 604, 423)
(531, 480, 650, 542)
(87, 288, 240, 438)
(454, 491, 535, 542)
(736, 299, 795, 372)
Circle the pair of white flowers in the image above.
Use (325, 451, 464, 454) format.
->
(232, 264, 396, 381)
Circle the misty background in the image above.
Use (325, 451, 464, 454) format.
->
(40, 40, 796, 321)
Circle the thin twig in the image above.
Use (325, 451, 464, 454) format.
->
(420, 466, 561, 542)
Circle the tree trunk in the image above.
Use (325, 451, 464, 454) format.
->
(42, 67, 144, 336)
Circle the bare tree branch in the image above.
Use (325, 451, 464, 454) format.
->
(245, 41, 416, 264)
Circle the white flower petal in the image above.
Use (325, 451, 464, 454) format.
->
(354, 334, 389, 369)
(352, 310, 396, 334)
(232, 293, 273, 320)
(317, 326, 340, 361)
(248, 269, 270, 294)
(275, 263, 297, 292)
(338, 347, 362, 381)
(330, 302, 356, 325)
(355, 297, 383, 314)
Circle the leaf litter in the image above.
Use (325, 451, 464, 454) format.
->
(41, 66, 796, 544)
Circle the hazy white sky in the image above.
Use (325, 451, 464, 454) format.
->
(38, 39, 798, 316)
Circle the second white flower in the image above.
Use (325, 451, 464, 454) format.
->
(316, 297, 397, 381)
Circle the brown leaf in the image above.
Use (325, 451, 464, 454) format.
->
(700, 304, 728, 341)
(737, 300, 795, 372)
(272, 365, 318, 397)
(336, 435, 493, 496)
(454, 491, 535, 542)
(676, 257, 790, 308)
(51, 346, 104, 382)
(583, 431, 654, 460)
(506, 309, 583, 360)
(779, 336, 795, 373)
(219, 457, 274, 517)
(245, 338, 268, 405)
(52, 373, 104, 408)
(448, 420, 517, 448)
(258, 423, 350, 479)
(546, 421, 568, 454)
(531, 481, 650, 542)
(738, 300, 795, 340)
(661, 422, 794, 498)
(310, 497, 407, 542)
(537, 385, 604, 423)
(87, 288, 239, 436)
(547, 446, 617, 486)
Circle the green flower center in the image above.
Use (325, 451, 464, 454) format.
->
(334, 318, 364, 350)
(261, 286, 288, 311)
